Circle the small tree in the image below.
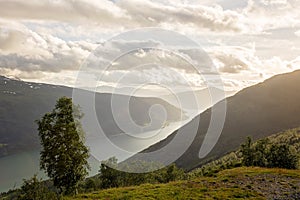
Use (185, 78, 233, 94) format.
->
(18, 175, 58, 200)
(153, 164, 185, 183)
(252, 139, 269, 167)
(99, 157, 120, 189)
(240, 137, 254, 166)
(37, 97, 90, 195)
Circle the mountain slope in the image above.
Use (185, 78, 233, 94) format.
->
(0, 76, 184, 157)
(131, 70, 300, 170)
(161, 88, 235, 112)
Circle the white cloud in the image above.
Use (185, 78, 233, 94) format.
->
(242, 0, 300, 32)
(118, 0, 246, 32)
(260, 0, 288, 6)
(0, 0, 128, 26)
(202, 44, 300, 90)
(0, 0, 299, 36)
(0, 0, 249, 33)
(0, 21, 98, 76)
(0, 0, 300, 92)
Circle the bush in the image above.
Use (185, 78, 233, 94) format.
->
(267, 144, 298, 169)
(17, 175, 58, 200)
(97, 157, 185, 190)
(240, 137, 299, 169)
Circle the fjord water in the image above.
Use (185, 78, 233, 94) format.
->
(0, 117, 193, 193)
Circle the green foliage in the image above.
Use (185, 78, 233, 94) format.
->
(0, 143, 7, 148)
(190, 128, 300, 178)
(267, 144, 298, 169)
(252, 139, 269, 167)
(36, 97, 90, 195)
(152, 163, 185, 183)
(99, 157, 120, 189)
(17, 175, 58, 200)
(240, 137, 253, 166)
(240, 137, 270, 167)
(98, 157, 185, 190)
(83, 178, 100, 192)
(240, 136, 299, 169)
(189, 152, 241, 178)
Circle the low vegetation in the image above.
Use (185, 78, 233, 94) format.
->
(190, 128, 300, 177)
(63, 167, 300, 200)
(241, 137, 298, 169)
(0, 144, 6, 148)
(97, 157, 185, 190)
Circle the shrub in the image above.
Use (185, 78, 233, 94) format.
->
(17, 175, 58, 200)
(240, 137, 299, 169)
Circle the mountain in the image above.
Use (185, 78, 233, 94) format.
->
(129, 70, 300, 170)
(0, 76, 184, 157)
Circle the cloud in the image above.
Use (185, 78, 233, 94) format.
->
(81, 41, 299, 91)
(0, 0, 248, 33)
(260, 0, 288, 6)
(0, 0, 299, 36)
(0, 22, 98, 76)
(295, 30, 300, 37)
(203, 44, 300, 90)
(0, 28, 26, 51)
(0, 0, 300, 92)
(0, 0, 128, 26)
(117, 0, 246, 32)
(214, 53, 249, 73)
(87, 39, 215, 75)
(94, 66, 209, 90)
(207, 46, 257, 73)
(0, 67, 45, 79)
(243, 0, 300, 32)
(0, 27, 298, 92)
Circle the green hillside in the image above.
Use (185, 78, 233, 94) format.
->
(63, 167, 300, 200)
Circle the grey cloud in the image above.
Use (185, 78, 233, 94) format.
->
(215, 53, 249, 73)
(0, 0, 246, 33)
(0, 52, 80, 72)
(0, 28, 26, 51)
(0, 26, 97, 74)
(117, 0, 245, 32)
(0, 0, 127, 26)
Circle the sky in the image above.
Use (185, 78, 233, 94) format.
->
(0, 0, 300, 92)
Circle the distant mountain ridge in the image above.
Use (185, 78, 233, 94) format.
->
(129, 70, 300, 170)
(0, 76, 184, 157)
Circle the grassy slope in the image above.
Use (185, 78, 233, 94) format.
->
(64, 167, 300, 200)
